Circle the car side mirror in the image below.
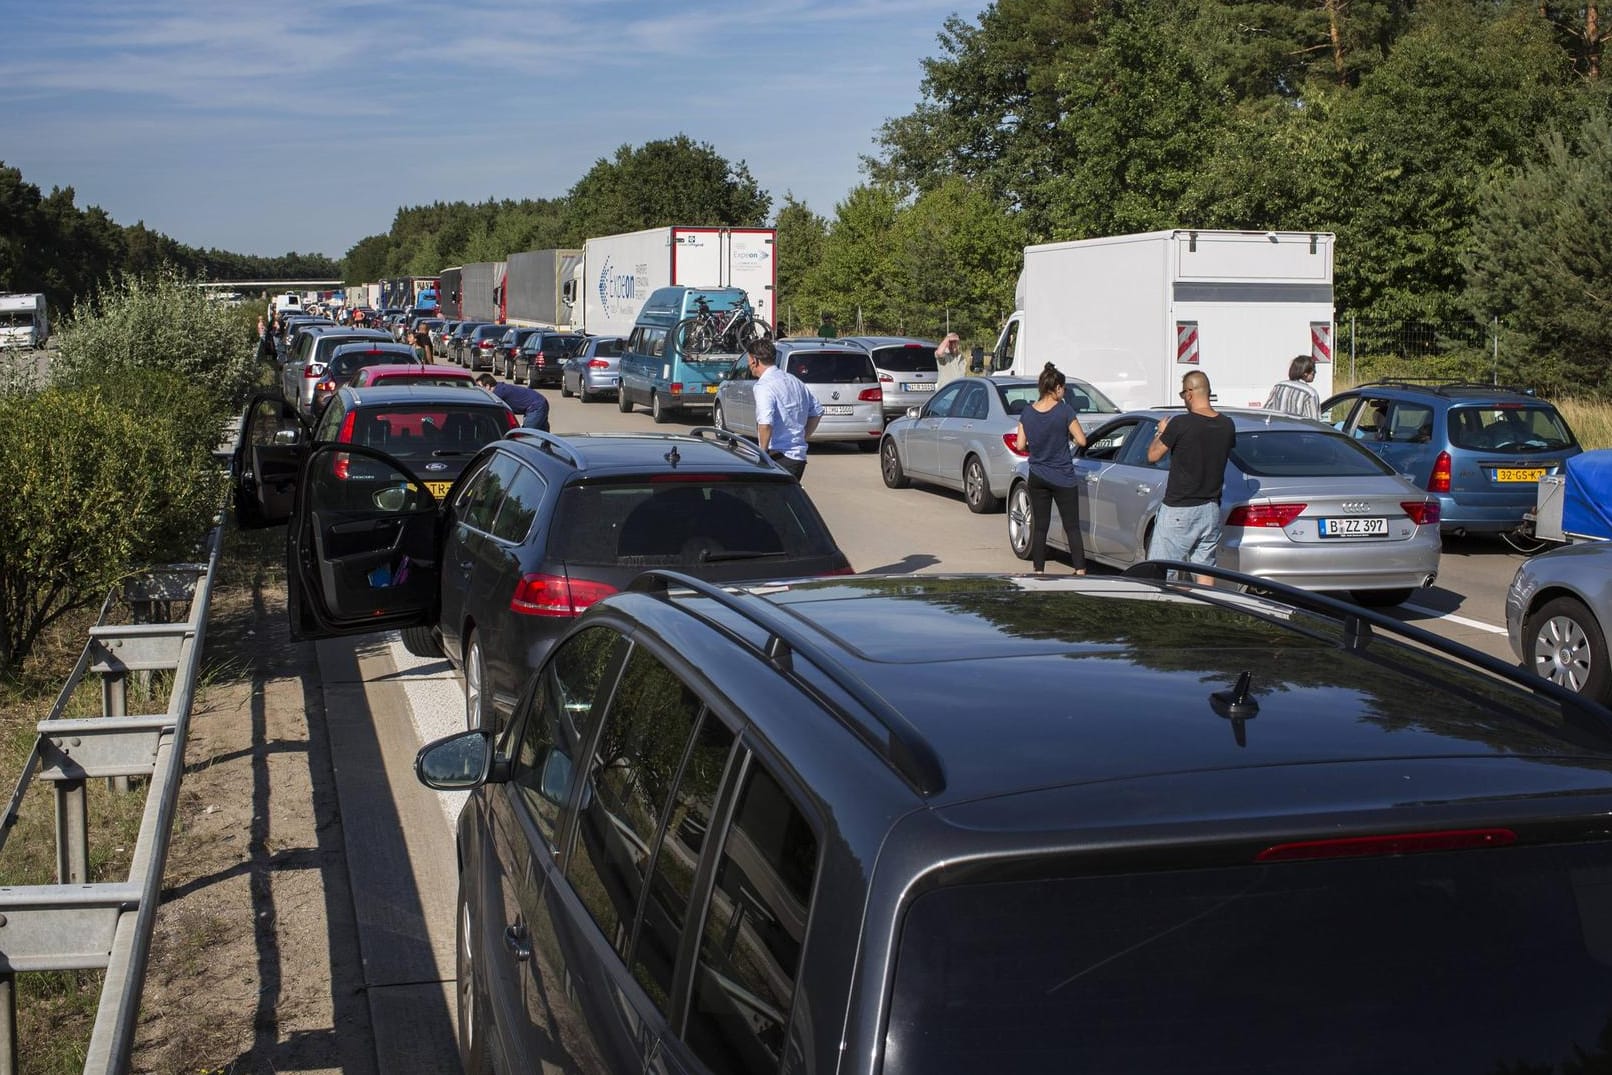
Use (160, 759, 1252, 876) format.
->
(907, 406, 921, 419)
(273, 428, 301, 446)
(415, 730, 493, 789)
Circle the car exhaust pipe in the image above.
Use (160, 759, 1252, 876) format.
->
(1422, 573, 1438, 588)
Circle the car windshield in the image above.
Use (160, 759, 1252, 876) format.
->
(342, 406, 507, 458)
(886, 842, 1612, 1073)
(870, 345, 938, 374)
(552, 478, 841, 567)
(786, 352, 875, 384)
(1230, 429, 1395, 477)
(1448, 405, 1577, 453)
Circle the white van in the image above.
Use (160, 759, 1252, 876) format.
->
(273, 292, 302, 316)
(0, 293, 49, 349)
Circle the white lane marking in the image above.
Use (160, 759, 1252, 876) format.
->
(1403, 604, 1507, 636)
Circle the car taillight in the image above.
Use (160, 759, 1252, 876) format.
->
(879, 372, 894, 383)
(1402, 499, 1441, 525)
(509, 574, 618, 616)
(1428, 450, 1452, 493)
(1257, 828, 1515, 862)
(588, 359, 609, 369)
(303, 366, 319, 378)
(535, 351, 547, 366)
(669, 383, 683, 396)
(333, 453, 351, 480)
(858, 387, 883, 402)
(1002, 432, 1028, 457)
(338, 413, 357, 442)
(317, 379, 336, 393)
(503, 410, 517, 428)
(1224, 503, 1306, 528)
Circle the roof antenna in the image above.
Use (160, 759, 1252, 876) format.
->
(664, 445, 681, 468)
(1211, 671, 1259, 748)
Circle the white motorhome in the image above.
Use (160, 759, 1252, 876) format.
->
(993, 230, 1336, 409)
(563, 226, 776, 338)
(0, 293, 49, 349)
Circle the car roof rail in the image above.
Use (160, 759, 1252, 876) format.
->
(1121, 560, 1612, 745)
(685, 426, 775, 468)
(504, 428, 583, 468)
(629, 570, 947, 797)
(1352, 379, 1539, 398)
(1437, 381, 1538, 397)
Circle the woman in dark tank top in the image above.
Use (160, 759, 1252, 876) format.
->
(1014, 363, 1090, 574)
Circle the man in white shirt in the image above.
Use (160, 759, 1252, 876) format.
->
(1264, 354, 1322, 419)
(748, 339, 823, 480)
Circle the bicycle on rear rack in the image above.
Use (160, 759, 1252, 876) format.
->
(673, 294, 773, 357)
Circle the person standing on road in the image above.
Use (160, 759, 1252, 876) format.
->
(1015, 363, 1089, 574)
(935, 332, 968, 386)
(816, 313, 838, 338)
(1147, 370, 1236, 585)
(476, 373, 549, 432)
(749, 338, 822, 480)
(1263, 354, 1321, 419)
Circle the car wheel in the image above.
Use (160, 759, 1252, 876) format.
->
(1525, 596, 1610, 702)
(618, 388, 633, 414)
(1351, 588, 1414, 608)
(964, 456, 1000, 513)
(651, 392, 672, 424)
(713, 400, 728, 432)
(579, 382, 594, 403)
(457, 887, 494, 1075)
(1007, 482, 1034, 560)
(880, 438, 909, 489)
(465, 631, 492, 733)
(560, 376, 573, 399)
(526, 363, 538, 389)
(401, 625, 442, 659)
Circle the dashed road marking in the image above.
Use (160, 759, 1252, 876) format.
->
(1403, 605, 1507, 636)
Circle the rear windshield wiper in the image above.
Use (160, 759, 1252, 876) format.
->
(697, 549, 789, 563)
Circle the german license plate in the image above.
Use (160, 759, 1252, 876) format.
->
(705, 384, 718, 394)
(904, 382, 935, 392)
(823, 405, 854, 415)
(425, 481, 454, 499)
(1496, 467, 1545, 483)
(1319, 517, 1388, 537)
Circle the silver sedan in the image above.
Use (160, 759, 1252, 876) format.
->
(1506, 540, 1612, 704)
(560, 336, 624, 402)
(1006, 409, 1443, 606)
(880, 375, 1119, 513)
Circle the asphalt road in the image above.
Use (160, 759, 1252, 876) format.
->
(317, 372, 1534, 1069)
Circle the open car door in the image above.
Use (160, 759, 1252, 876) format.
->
(234, 392, 309, 529)
(287, 443, 441, 640)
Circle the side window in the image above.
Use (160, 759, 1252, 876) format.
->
(926, 381, 964, 419)
(685, 761, 819, 1075)
(565, 646, 705, 952)
(630, 713, 737, 1013)
(647, 328, 668, 359)
(957, 382, 988, 420)
(490, 463, 546, 544)
(510, 626, 621, 845)
(313, 399, 344, 441)
(1118, 421, 1165, 467)
(1385, 402, 1435, 444)
(454, 453, 520, 534)
(1318, 395, 1358, 432)
(1084, 421, 1138, 462)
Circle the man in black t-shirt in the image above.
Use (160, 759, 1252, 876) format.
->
(1146, 370, 1236, 585)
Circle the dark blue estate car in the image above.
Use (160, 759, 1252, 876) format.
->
(411, 568, 1612, 1075)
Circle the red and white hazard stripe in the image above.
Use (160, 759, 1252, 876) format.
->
(1176, 321, 1200, 365)
(1311, 321, 1333, 364)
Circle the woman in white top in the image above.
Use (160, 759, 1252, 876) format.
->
(1264, 354, 1321, 419)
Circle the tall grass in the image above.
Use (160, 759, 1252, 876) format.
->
(1555, 398, 1612, 450)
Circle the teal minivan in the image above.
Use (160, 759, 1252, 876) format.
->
(618, 286, 751, 424)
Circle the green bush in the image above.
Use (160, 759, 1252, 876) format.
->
(52, 266, 260, 409)
(0, 368, 225, 679)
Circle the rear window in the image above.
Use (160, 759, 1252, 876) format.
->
(551, 478, 841, 568)
(591, 339, 623, 357)
(785, 351, 876, 384)
(1448, 405, 1577, 453)
(343, 405, 508, 458)
(370, 373, 475, 388)
(886, 841, 1612, 1073)
(526, 334, 585, 356)
(1231, 429, 1395, 477)
(870, 345, 937, 374)
(328, 352, 409, 379)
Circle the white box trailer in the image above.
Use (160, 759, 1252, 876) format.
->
(993, 230, 1336, 410)
(566, 226, 776, 339)
(504, 249, 582, 329)
(0, 293, 48, 349)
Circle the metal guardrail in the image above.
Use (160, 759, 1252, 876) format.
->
(0, 420, 237, 1074)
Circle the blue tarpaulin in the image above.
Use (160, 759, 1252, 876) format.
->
(1562, 450, 1612, 540)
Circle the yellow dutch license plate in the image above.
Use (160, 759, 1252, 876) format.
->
(705, 384, 719, 394)
(425, 480, 454, 499)
(1495, 468, 1545, 483)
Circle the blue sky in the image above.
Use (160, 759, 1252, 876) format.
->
(2, 0, 969, 259)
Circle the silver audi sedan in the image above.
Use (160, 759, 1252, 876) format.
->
(880, 375, 1119, 513)
(1006, 409, 1443, 606)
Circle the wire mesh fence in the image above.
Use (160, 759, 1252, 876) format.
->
(1335, 315, 1502, 386)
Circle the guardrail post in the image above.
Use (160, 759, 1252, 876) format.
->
(0, 970, 15, 1075)
(101, 669, 129, 795)
(54, 779, 88, 885)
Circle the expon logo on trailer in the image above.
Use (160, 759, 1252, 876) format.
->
(597, 257, 647, 318)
